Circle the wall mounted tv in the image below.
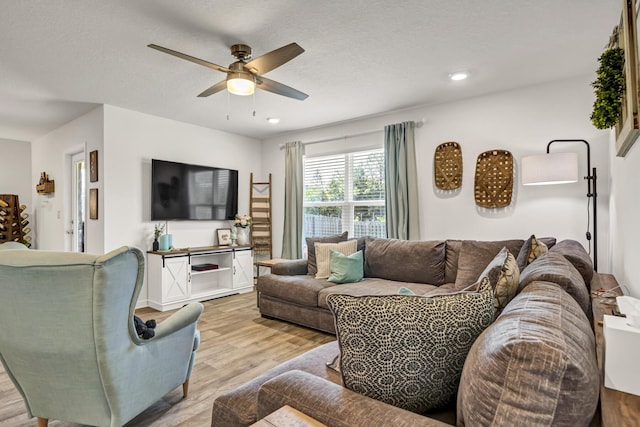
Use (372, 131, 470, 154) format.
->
(151, 159, 238, 221)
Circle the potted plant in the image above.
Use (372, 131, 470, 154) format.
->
(153, 223, 165, 251)
(234, 214, 252, 245)
(591, 47, 625, 129)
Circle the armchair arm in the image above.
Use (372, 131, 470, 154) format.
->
(148, 302, 204, 343)
(257, 370, 451, 427)
(271, 259, 308, 276)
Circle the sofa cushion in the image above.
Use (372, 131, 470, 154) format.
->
(315, 240, 358, 279)
(257, 274, 335, 307)
(479, 247, 520, 316)
(444, 240, 462, 284)
(518, 252, 591, 318)
(326, 278, 494, 413)
(317, 278, 443, 310)
(516, 234, 548, 271)
(306, 232, 348, 277)
(454, 239, 524, 289)
(457, 281, 599, 427)
(548, 239, 594, 284)
(364, 239, 446, 285)
(328, 250, 364, 284)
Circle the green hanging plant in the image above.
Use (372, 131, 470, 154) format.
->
(591, 47, 625, 129)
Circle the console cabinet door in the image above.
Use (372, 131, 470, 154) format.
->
(233, 250, 253, 289)
(161, 256, 190, 302)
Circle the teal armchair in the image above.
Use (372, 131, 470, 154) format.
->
(0, 246, 203, 427)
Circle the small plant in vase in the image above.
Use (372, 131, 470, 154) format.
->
(153, 223, 165, 251)
(234, 214, 252, 245)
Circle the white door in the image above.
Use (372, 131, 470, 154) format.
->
(70, 152, 86, 252)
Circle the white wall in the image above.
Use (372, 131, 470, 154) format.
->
(0, 138, 32, 244)
(31, 107, 104, 251)
(262, 76, 611, 270)
(102, 106, 262, 305)
(609, 132, 640, 296)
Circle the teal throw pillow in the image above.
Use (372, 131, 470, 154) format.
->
(328, 249, 363, 284)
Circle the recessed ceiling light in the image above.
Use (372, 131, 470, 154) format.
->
(449, 72, 468, 81)
(267, 117, 280, 124)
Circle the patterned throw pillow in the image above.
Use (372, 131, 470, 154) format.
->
(314, 240, 358, 279)
(326, 278, 494, 413)
(516, 234, 548, 271)
(479, 247, 520, 316)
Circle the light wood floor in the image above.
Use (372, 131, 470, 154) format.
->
(0, 291, 335, 426)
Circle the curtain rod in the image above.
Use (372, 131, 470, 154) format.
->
(278, 120, 423, 150)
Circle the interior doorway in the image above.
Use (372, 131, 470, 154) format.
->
(70, 151, 86, 252)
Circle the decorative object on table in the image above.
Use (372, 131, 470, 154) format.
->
(153, 223, 165, 251)
(521, 139, 598, 271)
(230, 230, 237, 246)
(89, 150, 99, 182)
(598, 0, 640, 157)
(473, 149, 513, 208)
(158, 233, 172, 251)
(217, 228, 232, 246)
(234, 214, 252, 245)
(89, 188, 98, 219)
(434, 141, 463, 190)
(35, 172, 55, 194)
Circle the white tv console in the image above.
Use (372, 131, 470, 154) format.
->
(147, 245, 253, 311)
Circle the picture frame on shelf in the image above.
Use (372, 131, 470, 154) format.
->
(217, 228, 232, 246)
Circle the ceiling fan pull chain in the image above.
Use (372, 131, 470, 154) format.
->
(227, 90, 230, 121)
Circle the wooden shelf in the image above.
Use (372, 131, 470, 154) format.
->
(36, 181, 55, 194)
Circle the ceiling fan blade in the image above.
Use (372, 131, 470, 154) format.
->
(244, 43, 304, 75)
(256, 76, 308, 100)
(197, 80, 228, 97)
(148, 44, 230, 73)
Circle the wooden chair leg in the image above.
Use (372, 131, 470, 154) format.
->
(37, 418, 48, 427)
(182, 379, 189, 398)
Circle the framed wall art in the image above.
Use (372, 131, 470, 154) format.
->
(89, 188, 98, 219)
(89, 150, 99, 182)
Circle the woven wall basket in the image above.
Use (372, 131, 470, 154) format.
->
(434, 141, 463, 190)
(474, 150, 513, 208)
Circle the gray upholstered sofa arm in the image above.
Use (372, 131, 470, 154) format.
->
(257, 370, 451, 427)
(271, 259, 308, 275)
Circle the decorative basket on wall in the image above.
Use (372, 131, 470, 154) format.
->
(434, 141, 463, 190)
(474, 150, 513, 208)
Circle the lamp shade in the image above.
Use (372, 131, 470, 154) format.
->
(521, 152, 579, 185)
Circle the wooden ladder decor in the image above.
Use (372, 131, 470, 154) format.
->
(250, 173, 273, 261)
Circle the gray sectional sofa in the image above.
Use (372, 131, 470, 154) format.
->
(212, 236, 599, 426)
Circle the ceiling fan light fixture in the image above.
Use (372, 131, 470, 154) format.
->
(449, 72, 468, 81)
(227, 73, 255, 96)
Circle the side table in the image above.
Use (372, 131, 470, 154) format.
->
(255, 258, 287, 279)
(251, 405, 326, 427)
(591, 273, 640, 427)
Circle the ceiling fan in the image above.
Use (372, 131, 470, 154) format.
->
(148, 42, 308, 100)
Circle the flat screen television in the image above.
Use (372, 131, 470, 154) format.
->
(151, 159, 238, 221)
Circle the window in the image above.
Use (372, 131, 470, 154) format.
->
(303, 148, 385, 242)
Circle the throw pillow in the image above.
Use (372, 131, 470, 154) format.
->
(315, 240, 358, 279)
(398, 286, 415, 295)
(328, 250, 364, 284)
(454, 239, 524, 289)
(479, 247, 520, 316)
(516, 234, 548, 271)
(326, 277, 494, 413)
(306, 231, 348, 277)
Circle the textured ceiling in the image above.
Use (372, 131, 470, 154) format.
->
(0, 0, 621, 142)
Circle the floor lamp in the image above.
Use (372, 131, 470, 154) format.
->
(521, 139, 597, 271)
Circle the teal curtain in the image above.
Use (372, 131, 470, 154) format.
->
(384, 121, 420, 240)
(282, 141, 304, 258)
